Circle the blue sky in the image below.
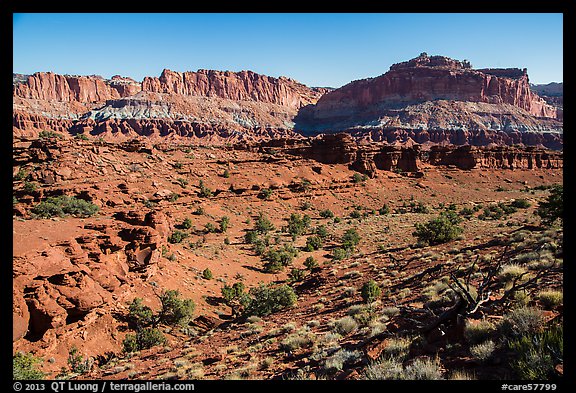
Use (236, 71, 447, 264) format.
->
(13, 13, 563, 88)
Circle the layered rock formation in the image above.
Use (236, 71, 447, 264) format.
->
(263, 133, 562, 177)
(13, 69, 325, 143)
(13, 54, 562, 150)
(295, 53, 562, 149)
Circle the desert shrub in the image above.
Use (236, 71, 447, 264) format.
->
(412, 201, 429, 213)
(304, 256, 319, 270)
(315, 225, 329, 239)
(332, 247, 350, 261)
(244, 230, 258, 244)
(258, 188, 273, 200)
(32, 196, 99, 218)
(198, 180, 213, 198)
(157, 290, 195, 326)
(202, 268, 213, 280)
(361, 280, 381, 304)
(23, 181, 37, 193)
(350, 210, 362, 219)
(67, 346, 91, 374)
(13, 352, 45, 379)
(459, 207, 475, 218)
(123, 327, 167, 353)
(168, 230, 188, 244)
(192, 206, 205, 215)
(382, 306, 400, 317)
(379, 204, 391, 215)
(333, 316, 358, 335)
(323, 349, 362, 372)
(537, 185, 563, 225)
(382, 336, 412, 358)
(288, 268, 306, 282)
(254, 213, 274, 234)
(14, 168, 29, 181)
(537, 290, 563, 310)
(38, 130, 62, 139)
(204, 223, 217, 233)
(222, 169, 230, 178)
(244, 284, 297, 317)
(352, 172, 367, 183)
(500, 306, 546, 338)
(464, 319, 496, 344)
(364, 356, 442, 380)
(173, 162, 183, 169)
(181, 218, 193, 229)
(286, 213, 311, 239)
(511, 199, 531, 209)
(127, 298, 155, 329)
(342, 228, 361, 250)
(300, 201, 312, 210)
(320, 209, 334, 218)
(470, 340, 495, 362)
(280, 332, 315, 352)
(305, 235, 323, 251)
(412, 213, 463, 246)
(498, 264, 528, 282)
(176, 178, 188, 188)
(508, 324, 563, 380)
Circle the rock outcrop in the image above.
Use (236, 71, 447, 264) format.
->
(142, 69, 327, 109)
(294, 53, 562, 148)
(265, 133, 562, 176)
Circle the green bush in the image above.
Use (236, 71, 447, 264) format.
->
(202, 268, 213, 280)
(286, 213, 311, 239)
(13, 352, 45, 379)
(352, 173, 367, 183)
(379, 204, 390, 215)
(157, 290, 195, 326)
(304, 256, 319, 270)
(511, 199, 531, 209)
(32, 196, 99, 218)
(412, 213, 463, 246)
(168, 230, 188, 244)
(219, 216, 230, 233)
(38, 130, 62, 139)
(123, 327, 167, 353)
(350, 210, 362, 219)
(342, 228, 361, 250)
(223, 169, 230, 178)
(289, 268, 306, 282)
(23, 181, 37, 193)
(508, 324, 562, 380)
(244, 230, 259, 244)
(320, 209, 334, 218)
(244, 284, 297, 317)
(315, 225, 329, 239)
(305, 235, 323, 251)
(255, 213, 274, 234)
(14, 168, 29, 181)
(75, 133, 89, 140)
(500, 306, 545, 338)
(181, 217, 193, 229)
(258, 188, 273, 200)
(332, 247, 350, 261)
(361, 280, 382, 303)
(537, 185, 563, 225)
(127, 298, 155, 329)
(67, 346, 90, 374)
(537, 290, 563, 310)
(204, 222, 217, 233)
(198, 180, 213, 198)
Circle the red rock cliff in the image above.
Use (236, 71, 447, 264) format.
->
(142, 69, 326, 109)
(299, 53, 558, 127)
(13, 72, 141, 103)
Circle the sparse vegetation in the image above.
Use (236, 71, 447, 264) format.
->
(319, 209, 334, 218)
(508, 324, 562, 380)
(412, 212, 463, 245)
(537, 185, 563, 226)
(198, 180, 213, 198)
(202, 268, 213, 280)
(168, 230, 188, 244)
(360, 280, 381, 304)
(13, 352, 45, 379)
(32, 196, 99, 218)
(244, 284, 297, 317)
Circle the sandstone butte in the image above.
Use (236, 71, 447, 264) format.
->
(13, 53, 562, 150)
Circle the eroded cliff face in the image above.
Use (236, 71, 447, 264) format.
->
(295, 54, 562, 140)
(142, 69, 327, 109)
(13, 73, 141, 103)
(261, 133, 562, 177)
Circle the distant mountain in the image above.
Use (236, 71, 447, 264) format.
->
(530, 82, 563, 97)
